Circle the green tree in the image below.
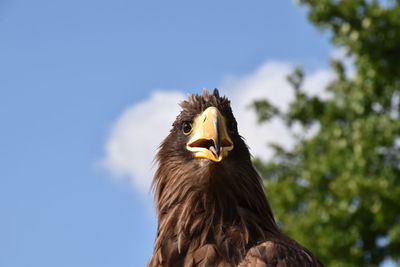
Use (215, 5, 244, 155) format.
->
(252, 1, 400, 266)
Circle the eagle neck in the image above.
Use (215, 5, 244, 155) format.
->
(152, 159, 281, 264)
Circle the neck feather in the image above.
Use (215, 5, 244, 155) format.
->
(151, 158, 281, 263)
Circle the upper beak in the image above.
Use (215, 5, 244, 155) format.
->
(186, 106, 234, 162)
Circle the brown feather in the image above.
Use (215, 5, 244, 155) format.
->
(147, 89, 323, 267)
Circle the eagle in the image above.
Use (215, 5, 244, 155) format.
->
(148, 89, 323, 267)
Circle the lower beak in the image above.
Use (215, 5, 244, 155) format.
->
(186, 107, 234, 162)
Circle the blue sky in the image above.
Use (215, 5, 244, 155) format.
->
(0, 0, 343, 266)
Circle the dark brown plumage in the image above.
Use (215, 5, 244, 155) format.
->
(148, 89, 323, 267)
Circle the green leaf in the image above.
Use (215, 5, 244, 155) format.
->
(252, 1, 400, 265)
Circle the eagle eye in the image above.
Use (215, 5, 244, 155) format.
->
(182, 121, 192, 135)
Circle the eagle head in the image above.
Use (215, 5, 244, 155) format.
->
(155, 88, 253, 183)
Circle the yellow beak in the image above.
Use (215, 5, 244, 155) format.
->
(186, 107, 234, 162)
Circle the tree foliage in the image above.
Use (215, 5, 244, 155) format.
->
(252, 1, 400, 266)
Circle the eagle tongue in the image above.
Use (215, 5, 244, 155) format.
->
(209, 145, 220, 157)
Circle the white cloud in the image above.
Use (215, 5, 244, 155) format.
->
(303, 68, 335, 99)
(220, 61, 333, 160)
(101, 91, 185, 192)
(101, 61, 334, 193)
(220, 61, 295, 160)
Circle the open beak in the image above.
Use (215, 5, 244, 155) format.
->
(186, 106, 234, 162)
